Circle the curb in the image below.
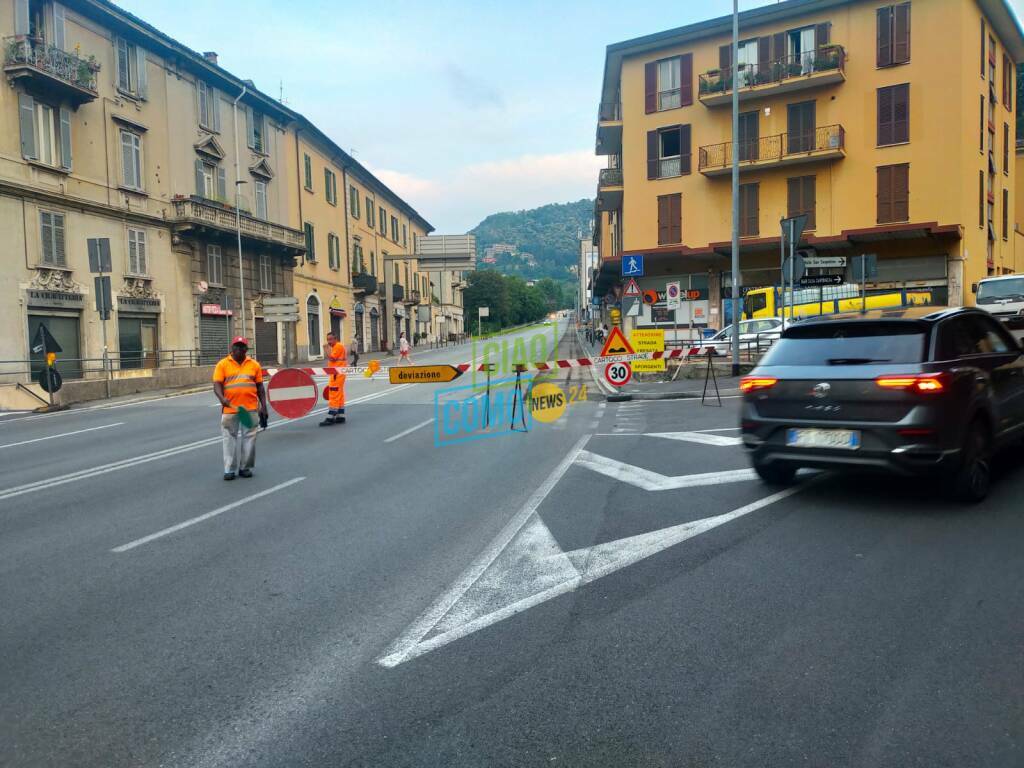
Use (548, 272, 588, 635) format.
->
(627, 388, 742, 401)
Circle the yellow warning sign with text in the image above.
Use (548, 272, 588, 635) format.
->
(389, 365, 462, 384)
(632, 359, 666, 372)
(629, 329, 665, 353)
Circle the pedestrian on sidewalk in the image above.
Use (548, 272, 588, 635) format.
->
(213, 337, 267, 481)
(350, 335, 361, 367)
(320, 331, 347, 426)
(398, 332, 412, 365)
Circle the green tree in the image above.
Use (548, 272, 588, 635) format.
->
(463, 270, 510, 335)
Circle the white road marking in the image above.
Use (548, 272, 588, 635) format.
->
(0, 411, 30, 419)
(377, 434, 591, 668)
(378, 483, 807, 667)
(111, 477, 305, 552)
(384, 418, 435, 443)
(0, 422, 123, 450)
(645, 431, 743, 446)
(574, 450, 757, 490)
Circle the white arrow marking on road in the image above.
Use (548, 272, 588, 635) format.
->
(645, 431, 743, 447)
(377, 484, 805, 668)
(574, 450, 756, 490)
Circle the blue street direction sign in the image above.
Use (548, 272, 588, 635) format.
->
(621, 254, 644, 277)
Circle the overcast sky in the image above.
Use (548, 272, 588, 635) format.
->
(121, 0, 779, 232)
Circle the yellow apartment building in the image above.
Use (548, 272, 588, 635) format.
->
(594, 0, 1024, 334)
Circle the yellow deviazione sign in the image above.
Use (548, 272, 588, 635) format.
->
(389, 365, 462, 384)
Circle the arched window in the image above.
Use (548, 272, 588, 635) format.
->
(306, 294, 321, 359)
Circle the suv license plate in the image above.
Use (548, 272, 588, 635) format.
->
(786, 428, 861, 450)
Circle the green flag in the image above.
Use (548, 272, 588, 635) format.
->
(236, 404, 255, 429)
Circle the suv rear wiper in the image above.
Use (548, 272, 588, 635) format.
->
(826, 358, 891, 365)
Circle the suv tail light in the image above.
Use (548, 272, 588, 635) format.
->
(739, 376, 778, 393)
(875, 373, 947, 394)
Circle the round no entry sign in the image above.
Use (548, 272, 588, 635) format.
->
(267, 368, 318, 418)
(604, 361, 632, 387)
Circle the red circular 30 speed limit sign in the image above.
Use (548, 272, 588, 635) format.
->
(604, 361, 632, 387)
(267, 368, 318, 419)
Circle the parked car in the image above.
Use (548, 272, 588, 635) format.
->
(739, 307, 1024, 502)
(973, 274, 1024, 343)
(688, 317, 784, 357)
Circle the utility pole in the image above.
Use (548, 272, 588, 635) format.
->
(729, 0, 741, 376)
(233, 85, 248, 341)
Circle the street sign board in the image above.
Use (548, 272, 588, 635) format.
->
(799, 274, 843, 287)
(31, 323, 62, 354)
(94, 275, 112, 320)
(630, 328, 665, 352)
(600, 326, 635, 356)
(389, 365, 463, 384)
(604, 361, 632, 387)
(666, 281, 681, 310)
(623, 296, 641, 317)
(87, 238, 112, 273)
(478, 306, 489, 318)
(782, 252, 806, 282)
(621, 254, 644, 277)
(262, 296, 300, 307)
(267, 368, 318, 419)
(415, 234, 476, 267)
(623, 278, 642, 297)
(781, 214, 809, 246)
(803, 256, 847, 268)
(261, 312, 300, 323)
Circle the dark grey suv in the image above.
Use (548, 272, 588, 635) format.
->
(740, 307, 1024, 501)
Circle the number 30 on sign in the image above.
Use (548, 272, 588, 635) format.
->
(604, 361, 632, 387)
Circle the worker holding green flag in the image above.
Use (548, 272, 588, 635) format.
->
(213, 336, 268, 481)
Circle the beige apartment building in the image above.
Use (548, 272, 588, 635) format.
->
(0, 0, 306, 384)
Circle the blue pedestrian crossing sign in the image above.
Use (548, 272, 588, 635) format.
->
(621, 254, 644, 277)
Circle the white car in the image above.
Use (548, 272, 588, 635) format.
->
(687, 318, 784, 357)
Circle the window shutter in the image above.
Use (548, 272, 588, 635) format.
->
(1004, 123, 1010, 171)
(979, 171, 984, 227)
(18, 92, 36, 160)
(877, 87, 894, 146)
(719, 44, 731, 71)
(877, 166, 892, 223)
(679, 54, 693, 106)
(197, 81, 208, 127)
(246, 107, 255, 149)
(117, 39, 130, 91)
(892, 164, 909, 221)
(14, 0, 29, 35)
(757, 37, 770, 74)
(52, 3, 66, 50)
(40, 212, 53, 263)
(803, 176, 816, 229)
(216, 166, 227, 201)
(877, 6, 893, 67)
(749, 184, 759, 236)
(647, 130, 659, 179)
(644, 62, 657, 114)
(1003, 55, 1012, 108)
(893, 83, 909, 143)
(657, 195, 670, 245)
(772, 32, 786, 63)
(211, 89, 221, 132)
(787, 177, 799, 219)
(1003, 189, 1009, 238)
(679, 124, 691, 175)
(138, 231, 147, 273)
(53, 214, 65, 265)
(120, 131, 134, 187)
(135, 46, 148, 98)
(59, 107, 72, 170)
(893, 3, 910, 64)
(815, 22, 830, 49)
(670, 194, 682, 243)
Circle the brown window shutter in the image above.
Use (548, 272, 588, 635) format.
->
(772, 32, 786, 64)
(877, 166, 892, 223)
(979, 96, 985, 151)
(980, 20, 986, 77)
(720, 44, 731, 71)
(1003, 54, 1012, 107)
(1003, 189, 1009, 238)
(740, 184, 759, 236)
(877, 87, 894, 146)
(679, 124, 691, 175)
(892, 164, 909, 221)
(749, 184, 759, 236)
(644, 62, 657, 114)
(758, 37, 770, 75)
(647, 130, 659, 179)
(877, 6, 893, 67)
(670, 194, 682, 243)
(657, 194, 670, 244)
(803, 176, 816, 229)
(979, 171, 984, 227)
(679, 54, 693, 106)
(893, 3, 910, 64)
(893, 83, 909, 143)
(1004, 123, 1010, 171)
(787, 177, 799, 219)
(815, 22, 831, 49)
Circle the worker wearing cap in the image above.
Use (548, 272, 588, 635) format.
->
(213, 337, 267, 480)
(320, 331, 347, 426)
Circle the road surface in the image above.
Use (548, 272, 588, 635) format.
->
(2, 318, 1023, 767)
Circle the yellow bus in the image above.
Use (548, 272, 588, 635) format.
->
(742, 283, 937, 320)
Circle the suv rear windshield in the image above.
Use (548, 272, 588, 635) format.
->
(760, 321, 927, 365)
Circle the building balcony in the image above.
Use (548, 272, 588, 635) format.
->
(352, 272, 378, 294)
(404, 289, 421, 304)
(698, 124, 845, 176)
(595, 100, 622, 156)
(596, 166, 623, 212)
(3, 35, 99, 106)
(391, 283, 404, 302)
(698, 45, 845, 107)
(170, 196, 306, 256)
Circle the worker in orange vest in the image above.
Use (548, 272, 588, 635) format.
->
(212, 336, 267, 480)
(320, 331, 347, 426)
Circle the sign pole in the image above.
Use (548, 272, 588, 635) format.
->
(779, 219, 785, 322)
(41, 326, 53, 408)
(728, 0, 741, 377)
(788, 219, 796, 323)
(861, 254, 867, 313)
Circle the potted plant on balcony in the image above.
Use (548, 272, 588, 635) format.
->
(787, 61, 804, 77)
(813, 51, 839, 70)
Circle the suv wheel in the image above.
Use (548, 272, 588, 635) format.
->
(952, 419, 992, 503)
(753, 461, 796, 486)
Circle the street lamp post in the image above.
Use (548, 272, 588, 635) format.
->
(729, 0, 741, 377)
(232, 85, 248, 341)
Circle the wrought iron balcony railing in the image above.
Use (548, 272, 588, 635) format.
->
(170, 197, 306, 252)
(698, 124, 845, 174)
(3, 35, 99, 101)
(598, 101, 621, 121)
(353, 273, 378, 294)
(598, 167, 623, 187)
(698, 45, 845, 98)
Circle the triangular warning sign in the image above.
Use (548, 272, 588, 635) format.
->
(623, 278, 641, 297)
(31, 324, 62, 355)
(600, 326, 634, 356)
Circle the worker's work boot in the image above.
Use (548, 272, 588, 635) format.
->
(318, 416, 336, 427)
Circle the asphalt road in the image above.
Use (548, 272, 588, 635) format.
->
(2, 318, 1023, 767)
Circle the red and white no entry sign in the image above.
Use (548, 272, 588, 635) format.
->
(604, 361, 632, 387)
(267, 368, 318, 419)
